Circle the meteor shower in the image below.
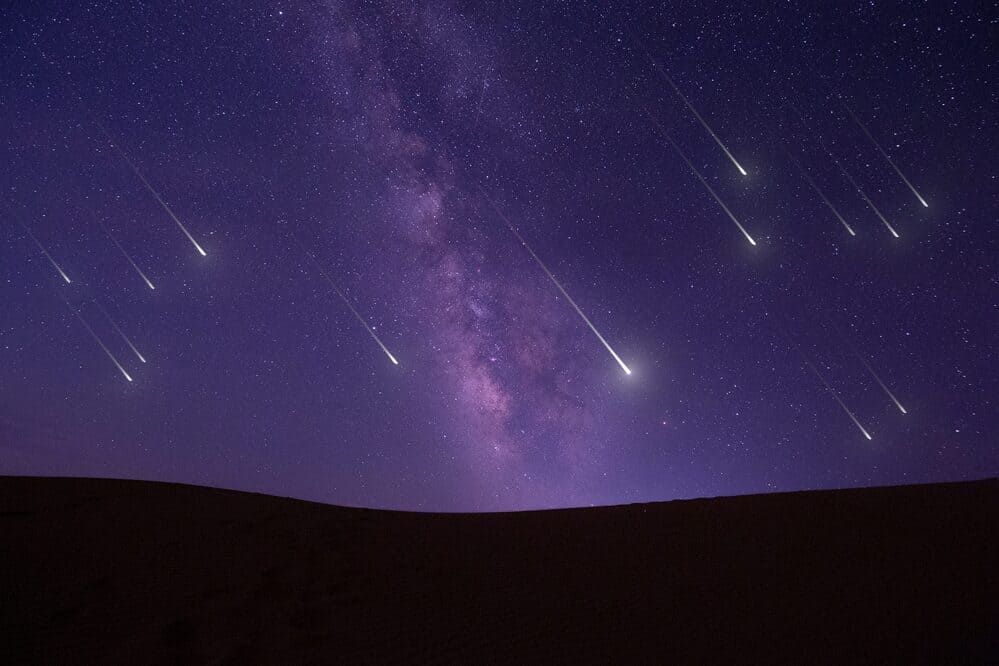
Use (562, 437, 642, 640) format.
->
(2, 2, 996, 662)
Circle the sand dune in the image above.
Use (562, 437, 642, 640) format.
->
(2, 477, 996, 663)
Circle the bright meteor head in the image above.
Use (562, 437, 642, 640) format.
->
(476, 183, 633, 376)
(292, 233, 400, 366)
(644, 113, 757, 247)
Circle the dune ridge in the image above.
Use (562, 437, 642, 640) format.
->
(2, 476, 996, 663)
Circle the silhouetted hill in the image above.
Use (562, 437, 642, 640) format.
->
(2, 476, 996, 663)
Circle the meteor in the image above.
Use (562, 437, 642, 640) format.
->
(801, 355, 872, 441)
(836, 327, 907, 414)
(95, 215, 156, 290)
(786, 152, 856, 236)
(784, 329, 871, 440)
(96, 125, 207, 256)
(16, 220, 71, 284)
(853, 350, 907, 414)
(91, 298, 146, 364)
(813, 80, 929, 208)
(290, 234, 398, 366)
(644, 110, 757, 246)
(60, 298, 132, 382)
(836, 162, 899, 238)
(476, 184, 632, 376)
(631, 35, 748, 176)
(815, 136, 900, 238)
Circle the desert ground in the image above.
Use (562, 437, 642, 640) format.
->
(2, 476, 996, 663)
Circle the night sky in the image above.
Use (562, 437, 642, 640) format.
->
(2, 2, 995, 511)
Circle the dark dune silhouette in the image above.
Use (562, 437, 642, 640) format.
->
(2, 476, 996, 663)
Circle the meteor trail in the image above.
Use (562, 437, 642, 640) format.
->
(838, 103, 928, 208)
(631, 35, 748, 176)
(783, 329, 871, 440)
(95, 216, 156, 290)
(853, 349, 907, 414)
(96, 124, 207, 256)
(808, 73, 930, 209)
(91, 298, 146, 364)
(16, 221, 71, 284)
(800, 73, 927, 209)
(644, 110, 757, 246)
(835, 161, 899, 238)
(786, 152, 855, 236)
(815, 136, 900, 238)
(60, 298, 132, 382)
(290, 234, 398, 366)
(801, 355, 872, 441)
(835, 327, 907, 414)
(476, 184, 632, 376)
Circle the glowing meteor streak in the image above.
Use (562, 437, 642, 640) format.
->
(291, 235, 398, 366)
(17, 221, 71, 284)
(96, 125, 207, 256)
(815, 136, 900, 238)
(95, 216, 156, 290)
(631, 35, 748, 176)
(476, 184, 632, 376)
(801, 356, 872, 441)
(836, 328, 907, 414)
(61, 298, 132, 382)
(91, 299, 146, 364)
(801, 74, 927, 210)
(838, 163, 899, 238)
(841, 106, 928, 208)
(644, 110, 757, 246)
(854, 352, 907, 414)
(786, 153, 856, 236)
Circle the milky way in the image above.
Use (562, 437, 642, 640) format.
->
(1, 2, 994, 510)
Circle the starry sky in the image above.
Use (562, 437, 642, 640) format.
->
(2, 1, 995, 511)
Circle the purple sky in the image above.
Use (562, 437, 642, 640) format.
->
(2, 1, 995, 510)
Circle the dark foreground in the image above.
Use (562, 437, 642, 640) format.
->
(2, 477, 996, 663)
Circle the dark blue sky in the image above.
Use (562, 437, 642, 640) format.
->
(2, 1, 995, 510)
